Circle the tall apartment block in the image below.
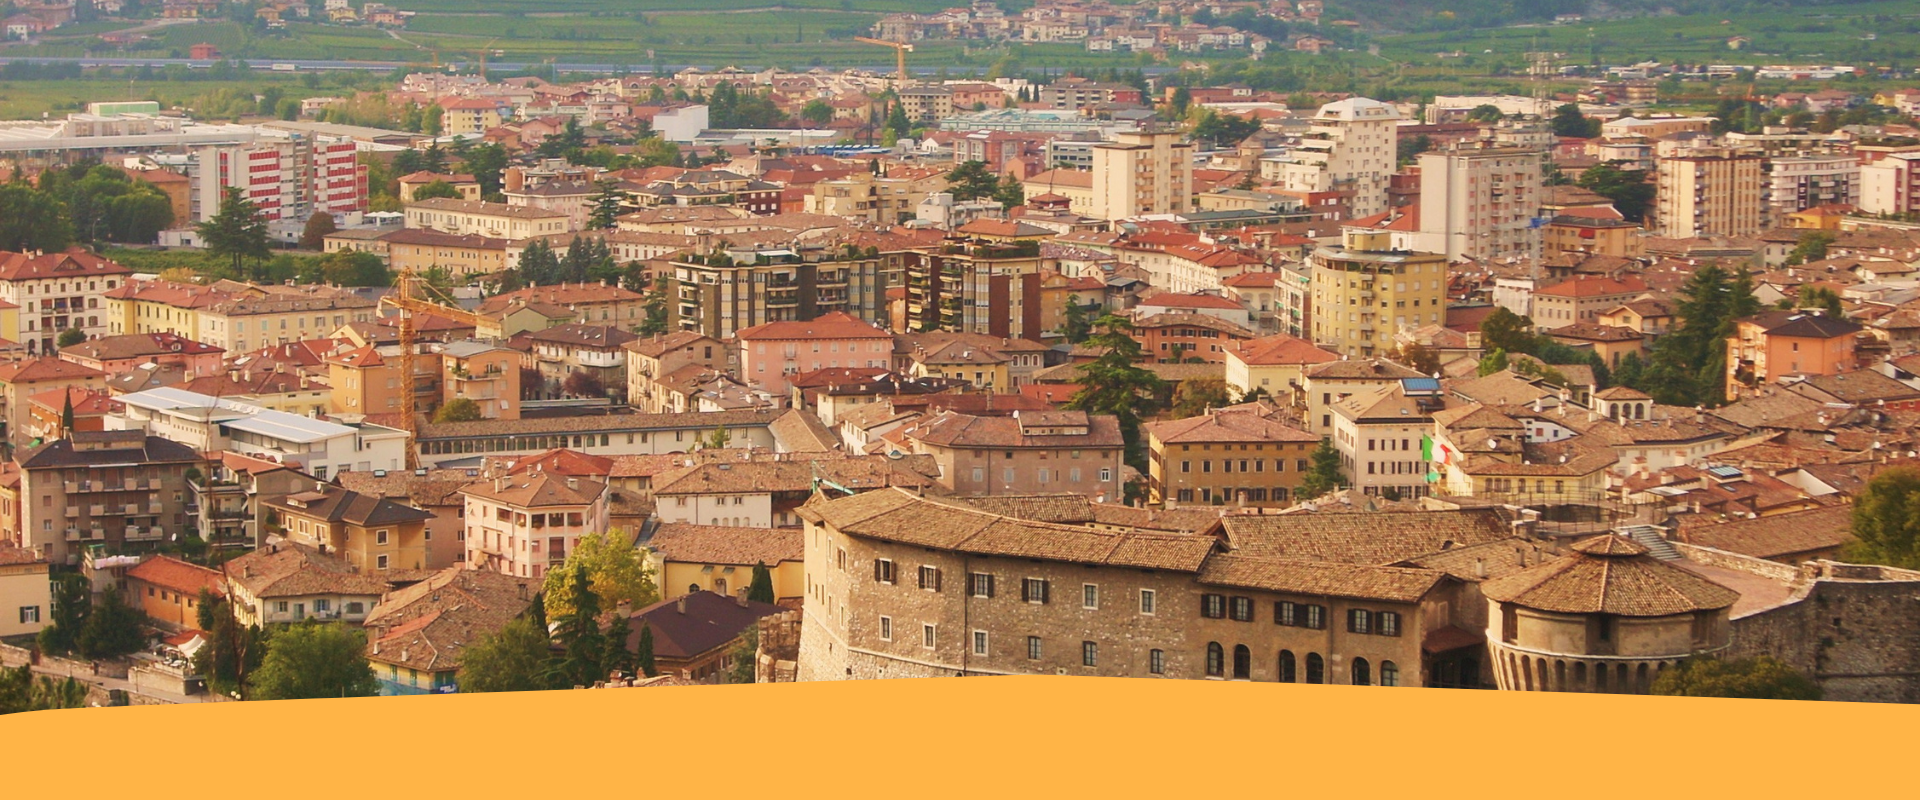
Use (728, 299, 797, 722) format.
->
(1413, 142, 1544, 261)
(1654, 148, 1765, 239)
(1089, 126, 1193, 221)
(1270, 97, 1400, 219)
(1309, 230, 1450, 358)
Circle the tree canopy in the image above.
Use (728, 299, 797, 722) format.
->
(1847, 466, 1920, 569)
(457, 615, 556, 693)
(249, 623, 380, 701)
(196, 187, 272, 279)
(1650, 656, 1822, 701)
(1065, 315, 1166, 480)
(540, 530, 658, 621)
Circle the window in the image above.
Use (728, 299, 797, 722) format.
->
(1275, 601, 1297, 626)
(1348, 609, 1372, 634)
(1148, 649, 1165, 675)
(917, 565, 942, 592)
(1306, 653, 1325, 684)
(922, 624, 936, 649)
(968, 572, 995, 598)
(874, 559, 896, 584)
(345, 602, 364, 615)
(1021, 578, 1050, 604)
(879, 616, 893, 641)
(376, 529, 390, 545)
(1081, 641, 1098, 667)
(1098, 467, 1112, 482)
(314, 599, 331, 612)
(1597, 615, 1614, 642)
(1027, 636, 1042, 660)
(1380, 660, 1399, 687)
(973, 630, 989, 656)
(1082, 584, 1099, 610)
(1352, 657, 1371, 686)
(18, 606, 39, 624)
(1304, 604, 1326, 630)
(275, 601, 289, 613)
(1229, 596, 1253, 622)
(1201, 594, 1226, 619)
(1378, 611, 1401, 637)
(1139, 589, 1156, 615)
(1232, 644, 1252, 680)
(1277, 650, 1296, 683)
(376, 555, 389, 570)
(1205, 642, 1224, 677)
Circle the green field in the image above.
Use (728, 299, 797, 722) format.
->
(0, 78, 319, 118)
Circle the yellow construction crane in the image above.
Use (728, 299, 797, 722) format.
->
(381, 268, 483, 471)
(854, 37, 913, 88)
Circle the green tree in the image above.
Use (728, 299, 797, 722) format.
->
(250, 623, 379, 700)
(461, 142, 510, 198)
(1479, 306, 1537, 354)
(587, 179, 624, 230)
(1060, 300, 1094, 344)
(1168, 85, 1191, 117)
(410, 180, 463, 201)
(726, 625, 758, 685)
(1846, 466, 1920, 569)
(1632, 263, 1757, 407)
(298, 211, 338, 250)
(1297, 438, 1343, 501)
(1477, 347, 1511, 376)
(433, 397, 483, 423)
(747, 561, 775, 604)
(801, 99, 834, 126)
(1170, 376, 1231, 418)
(1785, 231, 1835, 266)
(550, 568, 607, 688)
(944, 160, 1000, 201)
(56, 328, 85, 348)
(992, 174, 1025, 208)
(541, 530, 658, 621)
(193, 588, 266, 699)
(77, 587, 147, 659)
(1577, 161, 1656, 222)
(1389, 342, 1442, 375)
(603, 614, 636, 679)
(0, 183, 74, 252)
(1190, 108, 1260, 148)
(1798, 285, 1844, 316)
(0, 666, 88, 715)
(1064, 315, 1165, 477)
(60, 392, 74, 433)
(456, 616, 554, 693)
(317, 251, 391, 287)
(1467, 104, 1506, 123)
(36, 574, 90, 657)
(636, 622, 657, 677)
(1650, 656, 1822, 700)
(196, 187, 272, 279)
(1550, 103, 1601, 137)
(702, 426, 731, 450)
(634, 137, 680, 169)
(885, 100, 911, 137)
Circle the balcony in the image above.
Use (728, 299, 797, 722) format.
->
(89, 504, 106, 516)
(121, 504, 140, 515)
(64, 527, 82, 541)
(64, 506, 78, 518)
(126, 526, 163, 542)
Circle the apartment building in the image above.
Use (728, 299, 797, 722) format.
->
(0, 357, 106, 446)
(56, 331, 224, 378)
(0, 248, 133, 355)
(1089, 127, 1193, 221)
(525, 324, 638, 401)
(474, 282, 647, 339)
(382, 229, 512, 278)
(672, 250, 891, 341)
(1267, 97, 1399, 219)
(1329, 378, 1451, 499)
(403, 197, 573, 239)
(736, 312, 893, 396)
(259, 482, 435, 574)
(1654, 148, 1765, 238)
(1144, 408, 1319, 507)
(1308, 230, 1450, 358)
(223, 542, 392, 627)
(17, 430, 199, 565)
(440, 340, 521, 421)
(172, 131, 366, 223)
(900, 242, 1046, 340)
(1859, 151, 1920, 215)
(1412, 143, 1544, 261)
(1766, 154, 1859, 222)
(1530, 275, 1650, 331)
(460, 473, 610, 580)
(898, 409, 1124, 499)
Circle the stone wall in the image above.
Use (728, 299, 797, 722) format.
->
(0, 643, 30, 668)
(754, 608, 804, 684)
(1726, 564, 1920, 704)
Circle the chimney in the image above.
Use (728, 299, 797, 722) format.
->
(736, 593, 749, 607)
(676, 596, 688, 614)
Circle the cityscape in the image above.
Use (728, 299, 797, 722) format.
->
(6, 0, 1920, 713)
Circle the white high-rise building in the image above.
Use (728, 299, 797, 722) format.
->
(1412, 142, 1544, 262)
(1767, 154, 1859, 221)
(1089, 126, 1193, 221)
(161, 130, 366, 224)
(1266, 97, 1400, 219)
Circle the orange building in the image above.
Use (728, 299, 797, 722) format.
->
(124, 555, 224, 631)
(1131, 313, 1259, 364)
(1726, 310, 1863, 401)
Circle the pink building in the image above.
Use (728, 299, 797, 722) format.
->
(57, 332, 225, 378)
(736, 312, 894, 396)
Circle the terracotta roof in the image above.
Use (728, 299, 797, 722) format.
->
(1228, 334, 1339, 367)
(59, 332, 222, 362)
(1220, 509, 1515, 566)
(1197, 554, 1446, 603)
(1146, 410, 1318, 444)
(798, 488, 1216, 572)
(644, 523, 803, 566)
(1673, 505, 1855, 560)
(459, 473, 606, 508)
(651, 454, 938, 496)
(1305, 358, 1424, 380)
(126, 555, 225, 597)
(0, 357, 104, 384)
(1533, 275, 1648, 299)
(1137, 292, 1245, 311)
(224, 543, 393, 599)
(1480, 534, 1742, 616)
(263, 485, 435, 528)
(0, 248, 132, 281)
(364, 566, 541, 672)
(735, 311, 889, 342)
(901, 409, 1123, 449)
(626, 591, 785, 660)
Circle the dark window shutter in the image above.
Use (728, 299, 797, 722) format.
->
(986, 574, 994, 598)
(934, 569, 942, 593)
(1021, 579, 1031, 603)
(1041, 581, 1050, 604)
(873, 559, 881, 582)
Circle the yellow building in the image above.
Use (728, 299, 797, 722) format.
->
(1223, 334, 1340, 401)
(1654, 148, 1766, 239)
(383, 229, 512, 278)
(1308, 230, 1450, 358)
(643, 523, 803, 604)
(261, 484, 436, 574)
(1430, 404, 1615, 504)
(0, 546, 50, 637)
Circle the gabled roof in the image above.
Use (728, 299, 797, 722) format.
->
(736, 311, 889, 342)
(1480, 534, 1741, 616)
(643, 523, 803, 566)
(1229, 334, 1340, 367)
(626, 591, 785, 660)
(263, 486, 435, 527)
(127, 555, 225, 597)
